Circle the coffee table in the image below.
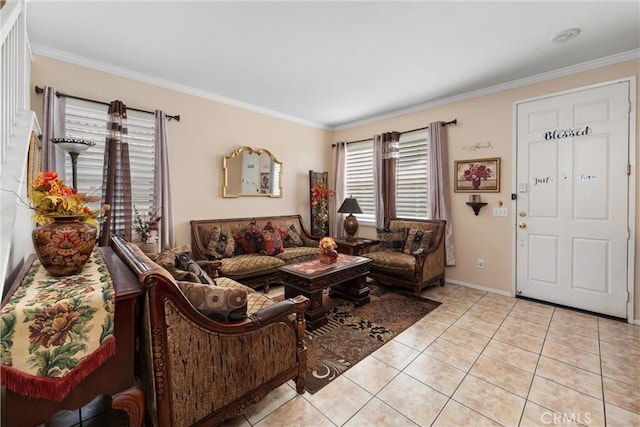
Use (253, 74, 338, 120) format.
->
(280, 254, 371, 330)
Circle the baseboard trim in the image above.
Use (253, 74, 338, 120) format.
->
(445, 279, 514, 298)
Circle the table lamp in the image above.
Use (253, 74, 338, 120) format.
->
(337, 197, 363, 241)
(52, 138, 96, 190)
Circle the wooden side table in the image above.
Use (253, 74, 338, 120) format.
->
(334, 237, 379, 256)
(1, 248, 144, 427)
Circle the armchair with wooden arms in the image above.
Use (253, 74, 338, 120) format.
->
(110, 236, 309, 426)
(364, 218, 446, 297)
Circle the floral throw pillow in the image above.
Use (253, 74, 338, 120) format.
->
(377, 227, 407, 252)
(403, 228, 434, 255)
(233, 220, 263, 254)
(206, 226, 236, 259)
(260, 221, 285, 255)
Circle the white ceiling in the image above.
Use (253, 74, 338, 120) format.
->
(26, 1, 640, 130)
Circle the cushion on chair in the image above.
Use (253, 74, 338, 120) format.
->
(206, 226, 236, 259)
(403, 228, 434, 254)
(246, 292, 276, 315)
(219, 254, 285, 279)
(365, 251, 416, 279)
(234, 220, 263, 254)
(275, 246, 318, 264)
(260, 221, 285, 255)
(377, 227, 407, 252)
(176, 281, 247, 321)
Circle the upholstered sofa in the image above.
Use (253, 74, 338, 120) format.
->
(110, 235, 309, 427)
(365, 218, 446, 296)
(190, 215, 320, 292)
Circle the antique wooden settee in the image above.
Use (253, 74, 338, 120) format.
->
(364, 218, 446, 296)
(110, 235, 309, 426)
(190, 214, 320, 292)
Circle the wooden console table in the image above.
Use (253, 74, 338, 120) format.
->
(1, 247, 144, 427)
(334, 237, 379, 256)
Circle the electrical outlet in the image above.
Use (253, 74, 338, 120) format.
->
(477, 259, 484, 268)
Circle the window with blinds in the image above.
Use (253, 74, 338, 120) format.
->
(343, 132, 430, 224)
(63, 99, 156, 216)
(396, 132, 429, 219)
(345, 140, 375, 223)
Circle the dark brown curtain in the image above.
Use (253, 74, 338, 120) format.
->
(373, 131, 400, 227)
(99, 100, 132, 246)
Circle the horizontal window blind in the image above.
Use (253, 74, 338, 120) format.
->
(396, 132, 429, 219)
(345, 140, 375, 223)
(63, 99, 156, 218)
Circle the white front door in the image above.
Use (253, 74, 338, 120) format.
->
(515, 81, 631, 318)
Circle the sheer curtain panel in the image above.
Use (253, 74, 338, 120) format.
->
(154, 110, 175, 249)
(428, 121, 456, 266)
(41, 86, 66, 173)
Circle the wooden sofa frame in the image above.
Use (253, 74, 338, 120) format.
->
(110, 235, 309, 426)
(190, 214, 319, 292)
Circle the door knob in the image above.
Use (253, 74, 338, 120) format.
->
(519, 211, 527, 217)
(518, 222, 527, 229)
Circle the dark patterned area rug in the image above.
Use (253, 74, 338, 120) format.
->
(300, 283, 440, 394)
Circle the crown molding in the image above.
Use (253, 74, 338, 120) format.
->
(31, 43, 638, 133)
(333, 49, 640, 131)
(30, 43, 331, 131)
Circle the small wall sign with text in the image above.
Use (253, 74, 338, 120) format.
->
(461, 141, 493, 152)
(544, 126, 592, 140)
(534, 176, 553, 185)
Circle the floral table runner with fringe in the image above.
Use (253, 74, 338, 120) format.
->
(0, 248, 115, 401)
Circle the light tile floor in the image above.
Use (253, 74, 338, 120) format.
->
(221, 283, 640, 427)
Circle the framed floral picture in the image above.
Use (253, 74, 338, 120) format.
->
(454, 157, 501, 192)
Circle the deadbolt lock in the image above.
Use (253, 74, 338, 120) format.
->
(519, 211, 527, 217)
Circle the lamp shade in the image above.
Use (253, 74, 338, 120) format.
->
(337, 197, 363, 214)
(52, 138, 96, 153)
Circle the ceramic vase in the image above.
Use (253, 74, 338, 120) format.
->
(32, 216, 97, 276)
(318, 251, 337, 264)
(472, 177, 481, 189)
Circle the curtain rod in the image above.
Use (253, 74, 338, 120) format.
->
(35, 86, 180, 122)
(332, 119, 457, 147)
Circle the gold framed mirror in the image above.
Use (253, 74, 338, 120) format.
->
(222, 146, 283, 198)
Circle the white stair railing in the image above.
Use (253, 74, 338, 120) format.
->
(1, 0, 40, 295)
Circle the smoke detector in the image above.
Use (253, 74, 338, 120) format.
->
(551, 28, 581, 43)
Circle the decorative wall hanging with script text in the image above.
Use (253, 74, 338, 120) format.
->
(544, 126, 592, 140)
(461, 141, 493, 152)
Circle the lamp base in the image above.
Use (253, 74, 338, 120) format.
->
(343, 214, 359, 241)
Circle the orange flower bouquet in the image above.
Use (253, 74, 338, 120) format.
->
(318, 236, 338, 264)
(28, 171, 109, 227)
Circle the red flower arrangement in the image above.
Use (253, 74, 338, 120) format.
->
(463, 163, 492, 189)
(311, 179, 335, 236)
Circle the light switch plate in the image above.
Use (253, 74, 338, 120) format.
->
(493, 207, 508, 217)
